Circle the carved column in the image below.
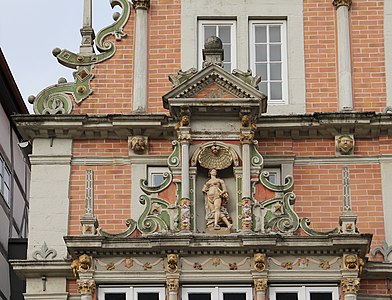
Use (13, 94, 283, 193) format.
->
(240, 119, 253, 232)
(132, 0, 150, 111)
(333, 0, 353, 111)
(254, 278, 268, 300)
(166, 254, 180, 300)
(340, 277, 360, 300)
(339, 167, 358, 233)
(178, 113, 192, 232)
(72, 255, 95, 300)
(166, 278, 179, 300)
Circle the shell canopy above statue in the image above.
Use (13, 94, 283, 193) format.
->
(198, 144, 233, 170)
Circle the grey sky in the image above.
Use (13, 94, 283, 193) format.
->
(0, 0, 120, 112)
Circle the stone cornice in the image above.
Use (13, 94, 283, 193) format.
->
(64, 234, 372, 258)
(12, 112, 392, 140)
(361, 261, 392, 279)
(9, 259, 73, 279)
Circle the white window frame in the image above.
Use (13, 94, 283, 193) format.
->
(147, 166, 169, 187)
(249, 20, 288, 105)
(269, 286, 339, 300)
(263, 167, 282, 185)
(198, 20, 237, 71)
(98, 286, 165, 300)
(182, 285, 252, 300)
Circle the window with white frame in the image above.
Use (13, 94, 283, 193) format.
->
(198, 20, 236, 72)
(147, 166, 169, 187)
(0, 155, 11, 207)
(269, 286, 339, 300)
(98, 286, 165, 300)
(250, 20, 288, 105)
(182, 286, 252, 300)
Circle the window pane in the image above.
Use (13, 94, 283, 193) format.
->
(255, 44, 267, 61)
(152, 174, 165, 186)
(310, 293, 333, 300)
(270, 44, 281, 61)
(105, 293, 126, 300)
(223, 293, 246, 300)
(204, 26, 216, 41)
(270, 82, 283, 100)
(223, 45, 231, 62)
(256, 63, 267, 81)
(276, 293, 298, 300)
(269, 25, 281, 42)
(219, 26, 231, 43)
(268, 173, 277, 184)
(255, 26, 267, 43)
(259, 82, 268, 96)
(138, 293, 159, 300)
(189, 293, 211, 300)
(270, 63, 282, 80)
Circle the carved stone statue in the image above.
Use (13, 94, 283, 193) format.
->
(202, 169, 233, 230)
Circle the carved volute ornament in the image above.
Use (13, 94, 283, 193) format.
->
(332, 0, 352, 9)
(71, 254, 92, 278)
(254, 253, 267, 272)
(340, 277, 360, 295)
(166, 254, 179, 273)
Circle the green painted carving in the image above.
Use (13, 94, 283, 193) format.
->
(232, 69, 261, 89)
(98, 219, 137, 238)
(260, 171, 294, 192)
(300, 218, 339, 236)
(168, 68, 198, 87)
(138, 195, 171, 233)
(251, 142, 263, 167)
(168, 140, 180, 167)
(140, 172, 173, 194)
(262, 192, 300, 234)
(31, 0, 131, 114)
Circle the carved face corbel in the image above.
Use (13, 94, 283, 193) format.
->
(336, 135, 354, 155)
(128, 136, 148, 155)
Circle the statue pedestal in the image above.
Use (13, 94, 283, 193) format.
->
(205, 227, 231, 235)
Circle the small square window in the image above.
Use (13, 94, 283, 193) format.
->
(0, 155, 11, 207)
(148, 167, 169, 187)
(264, 167, 281, 185)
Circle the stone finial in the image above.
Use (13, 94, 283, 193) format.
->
(202, 36, 224, 68)
(332, 0, 352, 9)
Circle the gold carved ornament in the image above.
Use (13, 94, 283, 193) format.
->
(344, 254, 364, 274)
(166, 254, 179, 273)
(71, 254, 92, 278)
(340, 277, 360, 294)
(254, 253, 267, 272)
(77, 279, 95, 295)
(254, 278, 268, 291)
(166, 278, 179, 292)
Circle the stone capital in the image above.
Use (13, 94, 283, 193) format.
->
(332, 0, 352, 9)
(133, 0, 150, 10)
(254, 278, 268, 291)
(340, 277, 360, 295)
(77, 278, 95, 295)
(166, 278, 179, 293)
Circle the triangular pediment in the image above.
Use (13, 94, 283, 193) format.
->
(162, 64, 267, 118)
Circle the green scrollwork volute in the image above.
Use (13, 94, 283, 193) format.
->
(31, 0, 131, 114)
(262, 192, 300, 234)
(260, 171, 294, 192)
(140, 172, 173, 194)
(168, 140, 180, 167)
(138, 195, 171, 234)
(251, 142, 263, 168)
(98, 219, 137, 238)
(300, 218, 339, 236)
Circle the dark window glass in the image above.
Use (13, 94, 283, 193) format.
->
(138, 293, 159, 300)
(223, 293, 247, 300)
(310, 292, 333, 300)
(276, 293, 298, 300)
(105, 293, 126, 300)
(188, 293, 211, 300)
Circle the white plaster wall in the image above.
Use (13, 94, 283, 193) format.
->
(12, 185, 25, 236)
(0, 206, 9, 252)
(26, 277, 67, 296)
(181, 0, 305, 115)
(27, 138, 72, 260)
(0, 253, 10, 299)
(385, 0, 392, 107)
